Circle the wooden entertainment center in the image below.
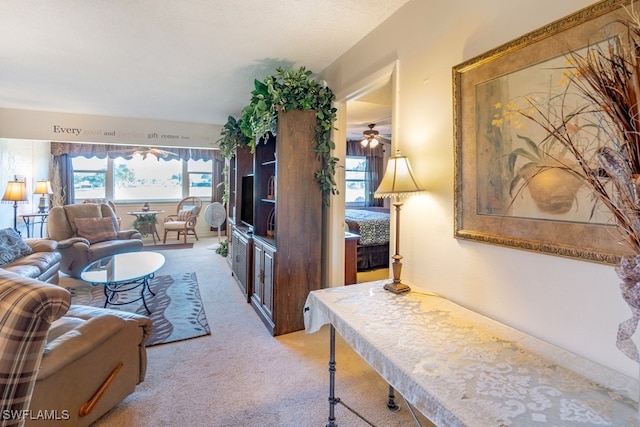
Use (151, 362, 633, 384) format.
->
(227, 109, 322, 336)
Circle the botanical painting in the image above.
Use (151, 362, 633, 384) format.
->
(476, 47, 611, 225)
(454, 0, 633, 264)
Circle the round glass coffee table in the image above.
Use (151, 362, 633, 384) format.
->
(81, 251, 165, 314)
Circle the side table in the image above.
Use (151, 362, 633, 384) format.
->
(127, 210, 164, 244)
(19, 212, 49, 238)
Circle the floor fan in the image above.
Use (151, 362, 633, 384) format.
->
(204, 202, 226, 250)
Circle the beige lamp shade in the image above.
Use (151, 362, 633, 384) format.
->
(2, 180, 29, 203)
(374, 150, 425, 198)
(34, 180, 53, 195)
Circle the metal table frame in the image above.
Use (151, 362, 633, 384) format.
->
(19, 212, 48, 238)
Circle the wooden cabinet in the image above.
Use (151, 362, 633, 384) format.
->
(345, 232, 359, 285)
(248, 109, 322, 335)
(231, 227, 252, 302)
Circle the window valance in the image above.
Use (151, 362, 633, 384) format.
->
(51, 142, 220, 161)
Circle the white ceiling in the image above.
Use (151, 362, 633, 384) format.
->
(0, 0, 405, 141)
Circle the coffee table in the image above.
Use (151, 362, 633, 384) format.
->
(81, 251, 165, 314)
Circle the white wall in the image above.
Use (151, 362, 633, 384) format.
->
(0, 139, 51, 234)
(321, 0, 638, 377)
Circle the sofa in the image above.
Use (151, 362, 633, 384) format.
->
(0, 228, 61, 284)
(0, 269, 152, 427)
(47, 203, 144, 278)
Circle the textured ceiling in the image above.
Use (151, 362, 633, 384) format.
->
(0, 0, 407, 134)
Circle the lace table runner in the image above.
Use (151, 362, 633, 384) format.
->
(304, 281, 639, 426)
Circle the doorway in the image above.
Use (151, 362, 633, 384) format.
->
(345, 80, 392, 283)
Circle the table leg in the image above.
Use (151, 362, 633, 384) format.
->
(151, 223, 159, 244)
(387, 385, 400, 411)
(327, 325, 337, 427)
(21, 217, 31, 238)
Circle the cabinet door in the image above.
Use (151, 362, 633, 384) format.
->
(252, 242, 264, 307)
(261, 245, 275, 320)
(235, 235, 248, 295)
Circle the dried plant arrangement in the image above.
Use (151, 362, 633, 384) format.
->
(511, 3, 640, 362)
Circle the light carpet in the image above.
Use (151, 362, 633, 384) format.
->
(63, 272, 210, 346)
(89, 239, 433, 427)
(143, 242, 194, 250)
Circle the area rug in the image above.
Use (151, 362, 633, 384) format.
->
(143, 243, 194, 250)
(66, 272, 210, 346)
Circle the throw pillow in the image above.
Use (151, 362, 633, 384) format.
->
(0, 228, 33, 266)
(74, 217, 118, 244)
(177, 208, 193, 221)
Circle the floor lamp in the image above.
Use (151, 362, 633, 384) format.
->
(2, 178, 29, 235)
(374, 150, 425, 294)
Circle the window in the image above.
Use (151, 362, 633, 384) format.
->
(72, 155, 214, 202)
(73, 156, 107, 199)
(188, 159, 213, 198)
(345, 156, 367, 206)
(113, 156, 182, 200)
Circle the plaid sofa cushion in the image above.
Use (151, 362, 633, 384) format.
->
(0, 273, 70, 425)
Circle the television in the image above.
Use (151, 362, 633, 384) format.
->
(240, 175, 254, 228)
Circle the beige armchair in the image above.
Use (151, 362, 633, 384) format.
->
(47, 203, 143, 278)
(27, 305, 151, 427)
(0, 270, 152, 427)
(163, 196, 203, 244)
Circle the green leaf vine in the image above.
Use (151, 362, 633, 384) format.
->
(217, 66, 338, 206)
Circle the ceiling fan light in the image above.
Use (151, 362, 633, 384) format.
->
(361, 138, 369, 147)
(369, 138, 379, 148)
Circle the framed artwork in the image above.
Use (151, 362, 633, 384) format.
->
(453, 0, 634, 265)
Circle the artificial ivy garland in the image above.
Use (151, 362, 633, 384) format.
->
(218, 66, 339, 205)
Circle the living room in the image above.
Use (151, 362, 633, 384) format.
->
(2, 0, 638, 426)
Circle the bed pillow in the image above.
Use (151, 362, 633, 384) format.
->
(0, 228, 33, 266)
(74, 217, 118, 243)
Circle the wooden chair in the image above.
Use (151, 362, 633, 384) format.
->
(163, 196, 203, 244)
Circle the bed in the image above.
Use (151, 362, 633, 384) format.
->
(345, 208, 390, 270)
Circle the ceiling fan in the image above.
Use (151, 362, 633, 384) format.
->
(360, 123, 388, 148)
(108, 147, 178, 161)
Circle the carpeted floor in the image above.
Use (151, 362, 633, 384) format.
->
(143, 243, 194, 250)
(89, 238, 433, 427)
(64, 272, 210, 346)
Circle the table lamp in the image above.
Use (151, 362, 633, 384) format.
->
(374, 150, 425, 294)
(34, 180, 53, 213)
(2, 178, 29, 234)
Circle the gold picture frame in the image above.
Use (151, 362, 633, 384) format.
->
(453, 0, 634, 265)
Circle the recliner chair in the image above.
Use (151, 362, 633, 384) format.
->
(0, 270, 152, 427)
(47, 203, 144, 278)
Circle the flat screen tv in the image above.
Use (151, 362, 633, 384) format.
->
(240, 175, 254, 228)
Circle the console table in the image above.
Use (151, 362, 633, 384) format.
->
(304, 281, 639, 426)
